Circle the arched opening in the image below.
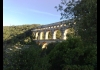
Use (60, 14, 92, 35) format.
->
(32, 32, 35, 39)
(53, 30, 62, 39)
(63, 28, 75, 40)
(42, 42, 47, 49)
(66, 28, 75, 37)
(40, 32, 45, 40)
(45, 31, 52, 40)
(56, 30, 62, 39)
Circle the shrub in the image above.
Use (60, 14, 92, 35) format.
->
(48, 36, 97, 70)
(4, 45, 50, 70)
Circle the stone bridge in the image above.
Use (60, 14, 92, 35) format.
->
(31, 19, 75, 48)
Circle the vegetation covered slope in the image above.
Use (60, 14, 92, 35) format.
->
(3, 24, 40, 45)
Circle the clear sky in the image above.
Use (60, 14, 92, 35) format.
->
(3, 0, 64, 26)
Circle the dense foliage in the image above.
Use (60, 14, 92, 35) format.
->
(55, 0, 97, 44)
(3, 36, 97, 70)
(48, 36, 97, 70)
(4, 45, 50, 70)
(3, 24, 40, 45)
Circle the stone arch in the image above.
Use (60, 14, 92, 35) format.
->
(42, 42, 48, 49)
(64, 23, 66, 26)
(53, 30, 62, 39)
(53, 30, 57, 39)
(45, 31, 52, 40)
(63, 28, 73, 40)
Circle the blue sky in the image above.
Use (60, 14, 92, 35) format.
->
(3, 0, 64, 26)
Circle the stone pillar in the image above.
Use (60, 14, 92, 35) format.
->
(63, 32, 67, 40)
(45, 31, 49, 40)
(52, 30, 56, 40)
(61, 29, 68, 40)
(35, 32, 39, 40)
(40, 32, 44, 40)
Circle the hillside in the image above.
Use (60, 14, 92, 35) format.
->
(3, 24, 40, 46)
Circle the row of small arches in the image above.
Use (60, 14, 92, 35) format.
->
(34, 24, 67, 31)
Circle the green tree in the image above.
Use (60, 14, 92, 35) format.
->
(4, 45, 50, 70)
(48, 36, 97, 70)
(55, 0, 97, 44)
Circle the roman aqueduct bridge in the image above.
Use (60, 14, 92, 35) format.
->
(31, 19, 75, 48)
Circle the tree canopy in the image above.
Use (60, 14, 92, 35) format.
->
(55, 0, 97, 44)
